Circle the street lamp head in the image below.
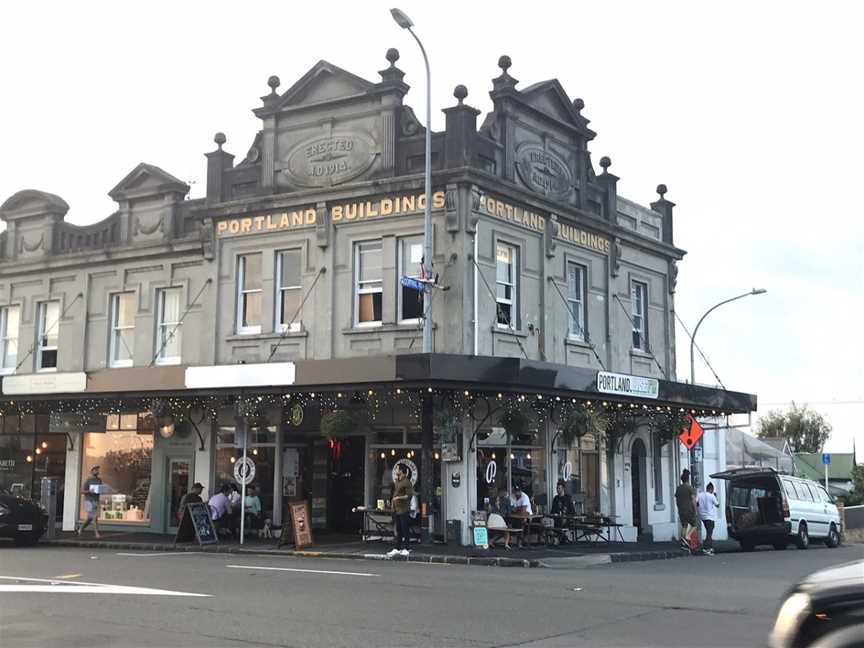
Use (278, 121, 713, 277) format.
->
(751, 288, 767, 295)
(390, 8, 414, 29)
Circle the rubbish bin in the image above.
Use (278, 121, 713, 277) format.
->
(40, 477, 59, 539)
(446, 519, 461, 546)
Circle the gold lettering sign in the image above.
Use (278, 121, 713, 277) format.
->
(216, 209, 316, 237)
(479, 194, 610, 255)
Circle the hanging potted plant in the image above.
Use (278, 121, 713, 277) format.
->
(498, 407, 532, 442)
(319, 409, 359, 440)
(654, 411, 691, 444)
(559, 406, 607, 448)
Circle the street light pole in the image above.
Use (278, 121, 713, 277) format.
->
(689, 288, 767, 386)
(391, 8, 432, 353)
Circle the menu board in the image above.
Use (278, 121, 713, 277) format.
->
(174, 501, 218, 546)
(278, 500, 314, 549)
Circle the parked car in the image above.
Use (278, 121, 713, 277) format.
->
(768, 559, 864, 648)
(710, 468, 841, 552)
(0, 488, 49, 546)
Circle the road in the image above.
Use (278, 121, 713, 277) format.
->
(0, 543, 860, 647)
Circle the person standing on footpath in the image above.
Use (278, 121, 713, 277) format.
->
(387, 464, 414, 559)
(675, 469, 698, 552)
(78, 465, 103, 538)
(697, 482, 719, 555)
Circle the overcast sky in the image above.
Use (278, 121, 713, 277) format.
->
(2, 1, 861, 453)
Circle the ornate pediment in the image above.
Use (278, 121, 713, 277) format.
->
(0, 189, 69, 222)
(261, 60, 376, 115)
(109, 163, 189, 202)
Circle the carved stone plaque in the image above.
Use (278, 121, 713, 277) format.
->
(282, 132, 378, 188)
(515, 144, 572, 198)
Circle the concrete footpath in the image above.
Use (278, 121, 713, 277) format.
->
(44, 531, 735, 568)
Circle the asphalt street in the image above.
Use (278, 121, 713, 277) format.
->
(0, 542, 860, 648)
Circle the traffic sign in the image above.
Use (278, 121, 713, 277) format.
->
(822, 453, 831, 465)
(400, 276, 428, 292)
(678, 415, 704, 450)
(233, 456, 256, 485)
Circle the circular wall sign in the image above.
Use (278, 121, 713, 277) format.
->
(485, 460, 497, 484)
(392, 458, 418, 485)
(233, 457, 256, 486)
(562, 461, 572, 481)
(290, 404, 304, 426)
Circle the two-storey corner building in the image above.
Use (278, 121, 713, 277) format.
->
(0, 50, 755, 545)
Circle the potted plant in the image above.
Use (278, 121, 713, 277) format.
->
(559, 407, 608, 448)
(320, 409, 359, 440)
(498, 408, 532, 442)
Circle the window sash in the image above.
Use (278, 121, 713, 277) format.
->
(37, 301, 59, 371)
(355, 242, 383, 326)
(0, 306, 19, 371)
(110, 294, 135, 367)
(398, 236, 424, 322)
(495, 244, 517, 328)
(156, 288, 182, 364)
(276, 250, 302, 332)
(567, 263, 585, 340)
(631, 282, 648, 350)
(237, 254, 263, 334)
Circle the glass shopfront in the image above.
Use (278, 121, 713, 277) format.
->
(554, 434, 600, 515)
(80, 414, 153, 524)
(477, 424, 548, 512)
(215, 424, 277, 518)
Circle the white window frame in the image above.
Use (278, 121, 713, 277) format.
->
(236, 253, 263, 335)
(36, 300, 60, 372)
(566, 262, 586, 341)
(109, 293, 135, 368)
(495, 242, 518, 330)
(0, 305, 20, 374)
(354, 240, 383, 328)
(397, 235, 424, 324)
(155, 287, 182, 366)
(275, 249, 302, 333)
(631, 280, 648, 351)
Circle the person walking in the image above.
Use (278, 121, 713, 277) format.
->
(78, 465, 103, 538)
(675, 469, 698, 552)
(697, 482, 719, 555)
(177, 482, 204, 524)
(386, 464, 414, 559)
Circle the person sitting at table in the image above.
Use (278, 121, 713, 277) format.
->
(510, 484, 534, 545)
(208, 483, 234, 537)
(243, 484, 263, 533)
(549, 480, 576, 544)
(491, 488, 512, 516)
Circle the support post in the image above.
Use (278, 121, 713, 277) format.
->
(421, 392, 434, 543)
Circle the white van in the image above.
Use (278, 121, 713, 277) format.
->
(710, 467, 841, 551)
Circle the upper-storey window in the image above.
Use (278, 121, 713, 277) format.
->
(495, 243, 518, 329)
(631, 280, 648, 351)
(155, 287, 182, 365)
(37, 301, 60, 371)
(0, 305, 20, 373)
(399, 236, 424, 323)
(355, 241, 382, 327)
(567, 262, 586, 341)
(109, 293, 136, 368)
(276, 249, 302, 332)
(237, 253, 262, 335)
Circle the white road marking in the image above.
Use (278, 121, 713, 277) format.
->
(116, 552, 207, 557)
(0, 575, 210, 597)
(226, 564, 379, 577)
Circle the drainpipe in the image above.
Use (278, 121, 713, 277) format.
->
(473, 225, 479, 355)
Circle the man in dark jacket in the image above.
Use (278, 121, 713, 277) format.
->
(550, 480, 576, 543)
(387, 464, 414, 559)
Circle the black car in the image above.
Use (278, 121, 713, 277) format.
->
(0, 488, 49, 546)
(769, 560, 864, 648)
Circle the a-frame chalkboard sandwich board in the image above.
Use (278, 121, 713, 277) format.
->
(174, 501, 219, 546)
(277, 499, 314, 549)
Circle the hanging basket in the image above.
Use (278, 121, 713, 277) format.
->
(320, 410, 358, 440)
(560, 407, 608, 448)
(499, 408, 532, 441)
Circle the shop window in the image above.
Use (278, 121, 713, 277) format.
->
(81, 429, 153, 524)
(354, 241, 382, 326)
(566, 262, 586, 340)
(495, 243, 518, 329)
(476, 424, 548, 513)
(0, 433, 35, 499)
(398, 236, 424, 323)
(276, 249, 302, 332)
(155, 287, 182, 365)
(0, 305, 20, 373)
(37, 300, 60, 371)
(237, 253, 263, 334)
(109, 293, 136, 368)
(631, 280, 648, 351)
(215, 424, 277, 519)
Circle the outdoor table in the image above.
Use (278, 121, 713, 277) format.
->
(359, 508, 395, 542)
(506, 514, 545, 545)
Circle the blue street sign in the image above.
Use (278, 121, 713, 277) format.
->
(822, 453, 831, 465)
(400, 276, 427, 292)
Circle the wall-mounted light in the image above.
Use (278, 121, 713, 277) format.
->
(230, 456, 236, 464)
(41, 441, 48, 449)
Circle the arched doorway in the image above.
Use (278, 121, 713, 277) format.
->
(631, 439, 647, 535)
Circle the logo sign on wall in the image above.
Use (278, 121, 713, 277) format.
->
(485, 460, 497, 484)
(562, 461, 572, 481)
(282, 132, 378, 188)
(290, 404, 304, 426)
(233, 457, 256, 486)
(392, 458, 418, 485)
(596, 371, 659, 400)
(515, 144, 573, 199)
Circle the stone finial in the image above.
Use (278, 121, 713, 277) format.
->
(453, 84, 468, 105)
(656, 184, 668, 199)
(386, 48, 400, 67)
(267, 75, 280, 94)
(214, 132, 227, 150)
(498, 55, 512, 75)
(573, 98, 584, 113)
(599, 156, 612, 173)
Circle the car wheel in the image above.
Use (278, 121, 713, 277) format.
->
(825, 523, 840, 548)
(810, 624, 864, 648)
(13, 531, 40, 547)
(794, 522, 809, 550)
(740, 540, 755, 552)
(773, 541, 788, 550)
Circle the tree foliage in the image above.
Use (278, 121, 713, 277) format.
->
(844, 463, 864, 506)
(757, 402, 832, 453)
